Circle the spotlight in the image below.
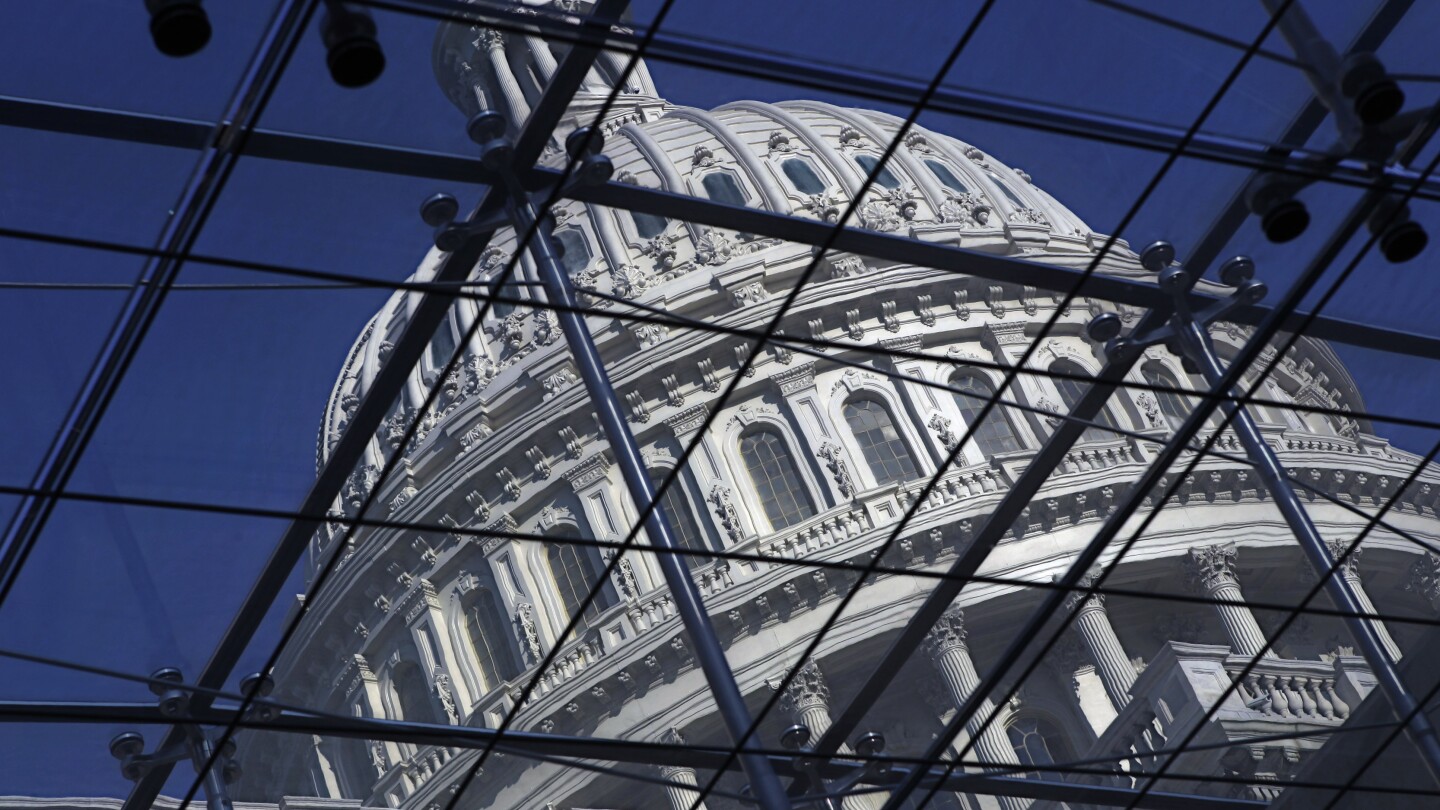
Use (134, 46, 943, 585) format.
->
(566, 127, 614, 187)
(1217, 255, 1255, 287)
(779, 724, 812, 751)
(1340, 53, 1404, 126)
(146, 0, 211, 57)
(321, 5, 385, 88)
(1368, 202, 1427, 264)
(1138, 240, 1175, 273)
(1086, 312, 1122, 343)
(467, 112, 513, 171)
(1245, 176, 1309, 243)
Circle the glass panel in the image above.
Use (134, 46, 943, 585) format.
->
(853, 153, 902, 189)
(924, 158, 971, 194)
(555, 228, 593, 277)
(843, 397, 919, 485)
(650, 471, 711, 565)
(463, 584, 524, 689)
(782, 157, 828, 194)
(701, 171, 748, 206)
(546, 533, 619, 631)
(951, 372, 1023, 456)
(631, 210, 670, 239)
(739, 430, 815, 530)
(1052, 359, 1120, 441)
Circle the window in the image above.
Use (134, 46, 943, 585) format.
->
(781, 158, 827, 195)
(984, 167, 1029, 209)
(843, 398, 919, 485)
(463, 585, 523, 690)
(739, 429, 816, 530)
(391, 661, 437, 724)
(630, 210, 669, 239)
(1052, 360, 1119, 441)
(554, 229, 592, 277)
(852, 154, 901, 189)
(546, 532, 619, 631)
(1142, 364, 1192, 431)
(701, 172, 748, 206)
(429, 314, 457, 369)
(1008, 716, 1072, 780)
(486, 274, 515, 319)
(924, 159, 971, 194)
(650, 470, 711, 566)
(951, 372, 1023, 456)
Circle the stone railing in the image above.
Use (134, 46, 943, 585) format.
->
(759, 505, 872, 561)
(1084, 641, 1375, 799)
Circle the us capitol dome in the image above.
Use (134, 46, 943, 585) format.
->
(234, 2, 1440, 808)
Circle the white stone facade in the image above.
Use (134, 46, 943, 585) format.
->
(228, 3, 1440, 808)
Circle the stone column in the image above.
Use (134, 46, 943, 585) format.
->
(1186, 543, 1275, 659)
(923, 607, 1030, 810)
(655, 728, 708, 810)
(480, 30, 530, 123)
(1062, 571, 1139, 710)
(525, 35, 558, 83)
(777, 660, 883, 810)
(1329, 540, 1402, 661)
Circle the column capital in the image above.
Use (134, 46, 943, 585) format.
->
(1186, 542, 1240, 593)
(1408, 553, 1440, 610)
(656, 727, 694, 779)
(477, 28, 506, 51)
(1325, 538, 1362, 579)
(775, 658, 830, 717)
(924, 605, 968, 657)
(1060, 568, 1106, 613)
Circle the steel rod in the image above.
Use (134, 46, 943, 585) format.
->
(1173, 314, 1440, 786)
(504, 182, 792, 810)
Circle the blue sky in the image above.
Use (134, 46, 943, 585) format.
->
(1, 0, 1439, 797)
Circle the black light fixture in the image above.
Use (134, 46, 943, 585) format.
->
(1244, 175, 1310, 244)
(321, 4, 385, 88)
(1368, 200, 1428, 264)
(1340, 52, 1405, 127)
(146, 0, 211, 57)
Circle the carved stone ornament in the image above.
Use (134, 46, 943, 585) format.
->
(693, 228, 735, 266)
(707, 484, 744, 542)
(928, 412, 959, 451)
(516, 602, 542, 662)
(612, 264, 652, 299)
(798, 192, 844, 223)
(859, 199, 903, 232)
(692, 144, 717, 169)
(1408, 553, 1440, 609)
(817, 443, 856, 499)
(1136, 392, 1164, 429)
(923, 605, 968, 657)
(938, 190, 992, 226)
(1186, 542, 1241, 593)
(433, 669, 460, 724)
(767, 130, 795, 153)
(775, 658, 830, 716)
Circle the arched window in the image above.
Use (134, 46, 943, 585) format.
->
(739, 429, 815, 530)
(1264, 379, 1306, 430)
(554, 229, 592, 277)
(983, 167, 1029, 209)
(1008, 716, 1073, 780)
(843, 397, 918, 485)
(546, 532, 619, 631)
(781, 158, 827, 195)
(462, 585, 523, 690)
(1142, 364, 1192, 431)
(853, 154, 902, 189)
(391, 661, 436, 724)
(650, 469, 712, 567)
(924, 159, 971, 194)
(1052, 360, 1119, 442)
(701, 172, 748, 206)
(630, 211, 669, 239)
(951, 372, 1023, 456)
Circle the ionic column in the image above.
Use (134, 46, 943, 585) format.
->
(1186, 543, 1275, 659)
(480, 30, 530, 123)
(923, 607, 1029, 810)
(1062, 571, 1139, 710)
(656, 728, 708, 810)
(777, 660, 883, 810)
(1331, 540, 1402, 661)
